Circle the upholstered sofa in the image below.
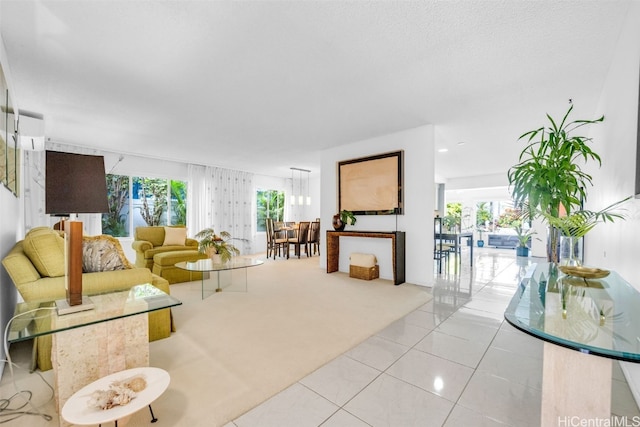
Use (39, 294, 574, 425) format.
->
(132, 226, 207, 283)
(1, 227, 174, 371)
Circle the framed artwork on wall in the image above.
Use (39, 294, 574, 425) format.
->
(6, 89, 17, 195)
(0, 64, 7, 187)
(0, 60, 18, 196)
(338, 150, 404, 215)
(635, 68, 640, 198)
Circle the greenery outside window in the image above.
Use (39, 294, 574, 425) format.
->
(103, 174, 187, 237)
(170, 180, 187, 225)
(256, 190, 285, 232)
(133, 177, 168, 226)
(443, 202, 461, 232)
(103, 174, 130, 237)
(476, 202, 493, 227)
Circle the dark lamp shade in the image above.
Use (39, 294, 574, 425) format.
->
(45, 151, 109, 215)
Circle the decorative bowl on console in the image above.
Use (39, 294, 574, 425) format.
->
(333, 210, 356, 231)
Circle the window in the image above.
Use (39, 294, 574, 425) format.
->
(133, 177, 170, 227)
(102, 174, 187, 237)
(103, 174, 130, 237)
(476, 201, 493, 227)
(256, 189, 285, 232)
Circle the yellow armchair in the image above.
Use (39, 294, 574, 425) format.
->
(132, 226, 199, 269)
(1, 228, 174, 371)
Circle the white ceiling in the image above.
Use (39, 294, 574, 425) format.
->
(0, 1, 632, 180)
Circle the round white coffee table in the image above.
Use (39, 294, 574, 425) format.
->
(61, 367, 170, 426)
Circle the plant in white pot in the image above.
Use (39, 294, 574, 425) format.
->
(195, 228, 240, 263)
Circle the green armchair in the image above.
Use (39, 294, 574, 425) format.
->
(132, 226, 199, 269)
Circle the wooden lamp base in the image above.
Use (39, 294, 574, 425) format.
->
(56, 219, 94, 315)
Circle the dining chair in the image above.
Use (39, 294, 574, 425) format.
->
(307, 220, 320, 256)
(284, 221, 297, 239)
(288, 221, 310, 258)
(267, 218, 289, 259)
(265, 218, 275, 258)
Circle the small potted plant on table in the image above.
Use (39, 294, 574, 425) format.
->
(476, 227, 486, 247)
(195, 228, 241, 263)
(332, 210, 356, 231)
(514, 225, 536, 257)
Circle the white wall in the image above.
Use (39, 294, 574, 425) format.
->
(578, 1, 640, 406)
(0, 185, 19, 377)
(446, 173, 508, 191)
(583, 2, 640, 283)
(319, 125, 435, 286)
(0, 26, 20, 377)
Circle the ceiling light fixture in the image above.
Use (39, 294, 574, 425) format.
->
(290, 167, 311, 206)
(438, 148, 449, 153)
(306, 172, 311, 206)
(290, 169, 295, 205)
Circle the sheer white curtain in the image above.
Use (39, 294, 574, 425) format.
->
(187, 164, 254, 255)
(186, 164, 211, 235)
(23, 149, 47, 232)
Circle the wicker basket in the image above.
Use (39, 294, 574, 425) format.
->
(349, 264, 379, 280)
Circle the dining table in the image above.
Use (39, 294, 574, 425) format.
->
(273, 223, 297, 258)
(434, 231, 474, 269)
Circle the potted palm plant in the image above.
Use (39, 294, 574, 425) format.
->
(195, 228, 241, 263)
(538, 198, 629, 265)
(508, 104, 628, 262)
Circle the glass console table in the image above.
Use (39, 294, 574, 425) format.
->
(8, 284, 182, 426)
(504, 263, 640, 425)
(175, 257, 264, 299)
(9, 283, 182, 343)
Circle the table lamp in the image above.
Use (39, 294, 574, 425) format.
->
(45, 151, 109, 314)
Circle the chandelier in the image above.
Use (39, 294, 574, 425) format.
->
(290, 167, 311, 206)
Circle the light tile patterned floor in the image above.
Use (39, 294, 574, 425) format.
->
(229, 249, 640, 427)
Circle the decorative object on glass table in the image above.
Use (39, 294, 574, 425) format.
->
(195, 228, 241, 263)
(559, 266, 610, 279)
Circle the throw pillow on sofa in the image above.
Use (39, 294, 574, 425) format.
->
(163, 226, 187, 246)
(83, 235, 134, 273)
(22, 227, 65, 277)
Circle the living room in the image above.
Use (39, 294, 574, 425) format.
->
(1, 1, 640, 426)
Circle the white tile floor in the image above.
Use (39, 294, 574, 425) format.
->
(229, 249, 640, 427)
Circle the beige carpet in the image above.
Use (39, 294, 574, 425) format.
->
(1, 254, 432, 426)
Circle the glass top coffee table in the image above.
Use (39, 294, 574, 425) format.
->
(175, 257, 264, 299)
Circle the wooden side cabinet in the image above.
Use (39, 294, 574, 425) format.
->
(326, 230, 405, 285)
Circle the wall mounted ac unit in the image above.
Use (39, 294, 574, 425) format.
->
(18, 111, 44, 150)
